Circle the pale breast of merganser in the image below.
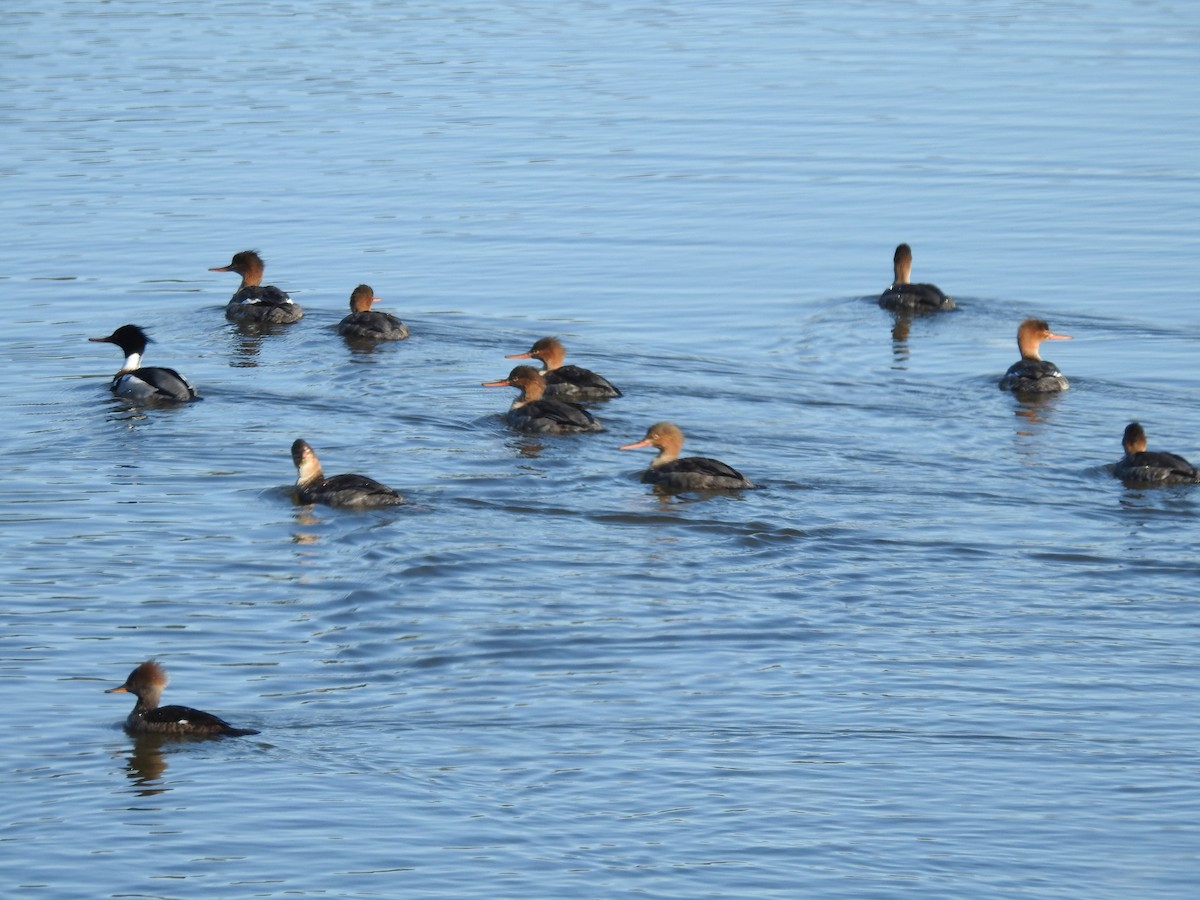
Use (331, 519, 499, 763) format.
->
(481, 365, 603, 434)
(999, 318, 1072, 393)
(291, 439, 403, 508)
(505, 336, 621, 402)
(88, 324, 197, 402)
(106, 660, 258, 737)
(878, 243, 955, 311)
(619, 421, 753, 490)
(1113, 422, 1200, 486)
(209, 250, 303, 324)
(337, 284, 409, 341)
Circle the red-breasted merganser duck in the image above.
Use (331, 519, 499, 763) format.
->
(337, 284, 409, 341)
(1113, 422, 1199, 485)
(106, 660, 258, 737)
(88, 324, 197, 402)
(619, 421, 753, 490)
(209, 250, 303, 324)
(504, 336, 621, 402)
(999, 318, 1072, 393)
(481, 365, 603, 434)
(879, 243, 955, 311)
(291, 439, 403, 508)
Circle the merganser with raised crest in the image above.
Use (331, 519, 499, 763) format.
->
(291, 439, 403, 508)
(1113, 422, 1200, 485)
(879, 243, 955, 311)
(337, 284, 409, 341)
(209, 250, 303, 324)
(88, 324, 197, 402)
(106, 660, 258, 737)
(619, 422, 753, 490)
(999, 318, 1072, 393)
(505, 336, 621, 402)
(481, 365, 603, 434)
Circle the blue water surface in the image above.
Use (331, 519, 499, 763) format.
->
(1, 2, 1198, 897)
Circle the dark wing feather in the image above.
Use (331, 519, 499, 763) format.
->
(302, 473, 403, 507)
(879, 283, 955, 311)
(142, 704, 257, 736)
(546, 365, 621, 400)
(137, 367, 197, 401)
(338, 311, 409, 340)
(512, 399, 601, 433)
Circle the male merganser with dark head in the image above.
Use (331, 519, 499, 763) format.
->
(337, 284, 409, 341)
(505, 336, 621, 402)
(619, 421, 753, 490)
(1113, 422, 1200, 485)
(291, 438, 403, 508)
(88, 324, 197, 402)
(106, 660, 259, 737)
(481, 365, 603, 434)
(999, 318, 1072, 393)
(209, 250, 303, 324)
(879, 243, 955, 311)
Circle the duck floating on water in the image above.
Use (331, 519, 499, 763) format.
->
(999, 318, 1072, 394)
(291, 439, 403, 508)
(1113, 422, 1199, 485)
(481, 365, 603, 434)
(209, 250, 303, 324)
(619, 421, 753, 490)
(879, 243, 955, 311)
(505, 336, 621, 402)
(106, 660, 258, 737)
(337, 284, 409, 341)
(88, 324, 197, 402)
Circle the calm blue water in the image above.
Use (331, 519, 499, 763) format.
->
(2, 1, 1199, 897)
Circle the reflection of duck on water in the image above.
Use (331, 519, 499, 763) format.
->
(121, 733, 170, 795)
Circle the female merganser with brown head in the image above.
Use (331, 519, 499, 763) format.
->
(106, 660, 258, 737)
(999, 318, 1072, 393)
(209, 250, 303, 324)
(337, 284, 409, 341)
(88, 324, 197, 402)
(879, 243, 955, 311)
(619, 422, 753, 490)
(505, 336, 621, 402)
(291, 439, 403, 508)
(1113, 422, 1199, 485)
(481, 365, 603, 434)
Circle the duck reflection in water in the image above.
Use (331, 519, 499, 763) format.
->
(118, 733, 171, 796)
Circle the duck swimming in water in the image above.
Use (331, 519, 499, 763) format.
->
(291, 439, 403, 508)
(481, 365, 603, 434)
(1113, 422, 1199, 485)
(209, 250, 303, 324)
(504, 336, 621, 402)
(337, 284, 409, 341)
(106, 660, 258, 737)
(999, 318, 1072, 394)
(879, 243, 955, 311)
(619, 421, 753, 490)
(88, 324, 197, 402)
